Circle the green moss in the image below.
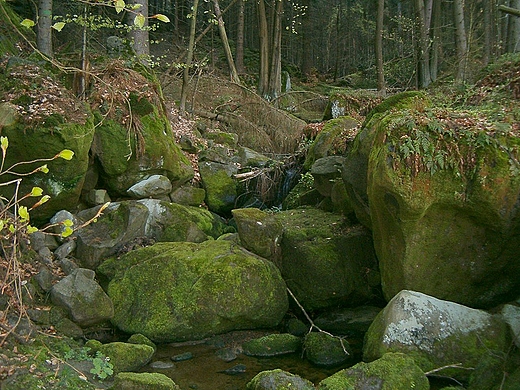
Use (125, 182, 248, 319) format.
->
(112, 372, 179, 390)
(247, 369, 315, 390)
(318, 353, 429, 390)
(98, 342, 154, 374)
(242, 334, 302, 357)
(129, 92, 155, 116)
(304, 332, 352, 367)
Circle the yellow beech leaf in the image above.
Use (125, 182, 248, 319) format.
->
(61, 226, 73, 238)
(0, 220, 4, 231)
(32, 195, 51, 209)
(62, 219, 74, 227)
(58, 149, 74, 160)
(21, 19, 35, 28)
(153, 14, 170, 23)
(134, 13, 145, 28)
(30, 187, 44, 197)
(19, 206, 30, 221)
(52, 22, 66, 31)
(27, 225, 39, 234)
(39, 164, 49, 173)
(115, 0, 125, 13)
(9, 224, 15, 233)
(1, 136, 8, 153)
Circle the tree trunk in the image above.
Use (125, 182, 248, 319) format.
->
(430, 0, 441, 81)
(179, 0, 199, 115)
(453, 0, 468, 82)
(37, 0, 53, 58)
(257, 0, 270, 97)
(376, 0, 385, 95)
(483, 0, 492, 65)
(128, 0, 150, 65)
(507, 0, 520, 52)
(415, 0, 432, 88)
(212, 0, 240, 83)
(267, 0, 283, 100)
(236, 0, 245, 73)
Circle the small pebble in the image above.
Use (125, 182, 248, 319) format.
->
(215, 348, 237, 362)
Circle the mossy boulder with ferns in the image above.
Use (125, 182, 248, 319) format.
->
(343, 92, 520, 308)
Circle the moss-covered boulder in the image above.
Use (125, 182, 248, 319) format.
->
(90, 64, 193, 196)
(94, 342, 154, 374)
(322, 90, 383, 121)
(242, 333, 301, 357)
(344, 91, 520, 307)
(199, 160, 238, 215)
(273, 208, 380, 311)
(76, 199, 233, 269)
(232, 208, 283, 261)
(247, 369, 315, 390)
(304, 332, 352, 367)
(105, 240, 288, 342)
(363, 290, 511, 382)
(304, 116, 359, 170)
(317, 352, 429, 390)
(0, 62, 94, 223)
(111, 372, 180, 390)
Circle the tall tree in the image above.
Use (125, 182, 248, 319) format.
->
(257, 0, 270, 97)
(180, 0, 199, 115)
(212, 0, 240, 83)
(375, 0, 385, 95)
(37, 0, 53, 58)
(414, 0, 433, 88)
(235, 0, 245, 74)
(453, 0, 468, 82)
(266, 0, 283, 99)
(128, 0, 150, 64)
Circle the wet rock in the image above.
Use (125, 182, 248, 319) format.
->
(50, 268, 114, 327)
(171, 352, 193, 362)
(112, 372, 180, 390)
(247, 369, 315, 390)
(304, 332, 352, 367)
(363, 290, 511, 382)
(105, 240, 288, 342)
(219, 363, 246, 375)
(33, 265, 55, 292)
(318, 352, 429, 390)
(127, 174, 173, 198)
(54, 240, 76, 260)
(149, 360, 175, 369)
(199, 160, 238, 215)
(128, 333, 156, 352)
(285, 318, 308, 337)
(242, 334, 301, 357)
(215, 348, 237, 362)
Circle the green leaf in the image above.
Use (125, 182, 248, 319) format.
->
(115, 0, 125, 14)
(52, 22, 66, 31)
(30, 187, 44, 197)
(62, 219, 74, 227)
(1, 136, 8, 154)
(58, 149, 74, 160)
(27, 225, 39, 234)
(61, 226, 73, 238)
(0, 220, 4, 231)
(39, 164, 49, 173)
(21, 19, 35, 28)
(153, 13, 170, 23)
(19, 206, 30, 222)
(134, 13, 145, 28)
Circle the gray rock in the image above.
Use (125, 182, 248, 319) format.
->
(59, 258, 79, 275)
(34, 265, 55, 292)
(363, 290, 512, 382)
(127, 174, 173, 198)
(314, 306, 382, 337)
(238, 147, 273, 168)
(500, 304, 520, 348)
(220, 364, 246, 375)
(311, 156, 345, 197)
(84, 189, 111, 206)
(38, 246, 53, 265)
(215, 348, 237, 362)
(112, 372, 179, 390)
(29, 231, 58, 252)
(169, 185, 206, 206)
(54, 240, 76, 260)
(50, 210, 79, 239)
(242, 334, 301, 357)
(149, 360, 175, 369)
(50, 268, 114, 327)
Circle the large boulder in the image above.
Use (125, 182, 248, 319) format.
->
(0, 62, 94, 223)
(343, 92, 520, 308)
(273, 208, 380, 311)
(363, 290, 511, 382)
(199, 160, 238, 215)
(247, 369, 315, 390)
(90, 64, 193, 196)
(318, 352, 429, 390)
(75, 199, 232, 269)
(104, 240, 288, 342)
